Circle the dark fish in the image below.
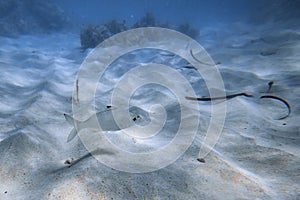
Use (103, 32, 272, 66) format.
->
(186, 92, 291, 120)
(190, 49, 213, 66)
(260, 95, 291, 120)
(185, 92, 253, 101)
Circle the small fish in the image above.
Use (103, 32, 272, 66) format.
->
(64, 106, 119, 142)
(182, 65, 196, 69)
(190, 49, 214, 66)
(64, 105, 150, 142)
(260, 95, 291, 120)
(186, 92, 291, 120)
(260, 49, 277, 56)
(267, 80, 274, 93)
(75, 79, 79, 104)
(186, 92, 253, 101)
(160, 53, 175, 57)
(197, 158, 206, 163)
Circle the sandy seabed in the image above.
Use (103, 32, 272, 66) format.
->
(0, 22, 299, 200)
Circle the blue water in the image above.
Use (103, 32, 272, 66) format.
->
(54, 0, 258, 27)
(54, 0, 300, 28)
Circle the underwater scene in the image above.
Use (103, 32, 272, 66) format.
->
(0, 0, 299, 199)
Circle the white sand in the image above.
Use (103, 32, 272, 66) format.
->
(0, 22, 299, 199)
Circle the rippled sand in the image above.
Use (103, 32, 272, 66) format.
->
(0, 23, 299, 199)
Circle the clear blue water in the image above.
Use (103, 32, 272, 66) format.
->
(54, 0, 258, 27)
(53, 0, 299, 28)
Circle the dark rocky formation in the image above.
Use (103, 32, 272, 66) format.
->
(80, 20, 127, 49)
(80, 13, 200, 49)
(132, 12, 158, 28)
(176, 23, 199, 39)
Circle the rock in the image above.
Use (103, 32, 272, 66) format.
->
(176, 23, 200, 39)
(80, 20, 127, 49)
(80, 13, 200, 49)
(132, 12, 157, 28)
